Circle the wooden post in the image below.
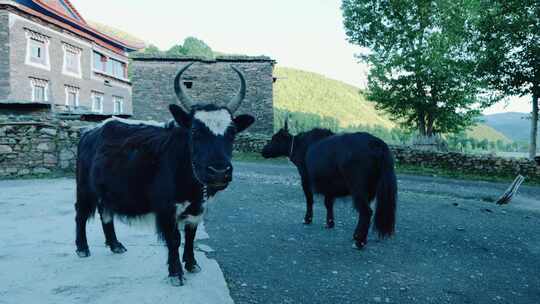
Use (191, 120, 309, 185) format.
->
(496, 175, 525, 205)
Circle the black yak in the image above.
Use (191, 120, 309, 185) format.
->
(261, 121, 397, 249)
(75, 63, 254, 286)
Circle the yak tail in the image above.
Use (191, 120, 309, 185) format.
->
(373, 148, 397, 238)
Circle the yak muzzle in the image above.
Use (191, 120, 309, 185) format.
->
(206, 165, 232, 188)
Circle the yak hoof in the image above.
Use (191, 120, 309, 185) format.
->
(185, 263, 201, 273)
(109, 242, 127, 254)
(325, 220, 335, 229)
(168, 274, 184, 287)
(76, 248, 91, 258)
(303, 218, 313, 225)
(352, 240, 367, 250)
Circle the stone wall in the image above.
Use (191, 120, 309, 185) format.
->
(2, 124, 538, 181)
(391, 146, 540, 181)
(0, 120, 84, 177)
(232, 134, 540, 181)
(131, 55, 275, 135)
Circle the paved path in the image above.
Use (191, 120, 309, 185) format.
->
(205, 162, 540, 304)
(0, 178, 233, 304)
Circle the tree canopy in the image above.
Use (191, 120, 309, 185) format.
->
(475, 0, 540, 158)
(342, 0, 498, 136)
(166, 37, 215, 59)
(138, 37, 215, 59)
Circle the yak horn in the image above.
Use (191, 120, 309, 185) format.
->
(174, 62, 196, 111)
(226, 66, 246, 114)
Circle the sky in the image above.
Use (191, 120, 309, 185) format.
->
(70, 0, 531, 115)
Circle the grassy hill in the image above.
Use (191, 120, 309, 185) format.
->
(274, 66, 510, 143)
(466, 124, 511, 143)
(273, 67, 394, 129)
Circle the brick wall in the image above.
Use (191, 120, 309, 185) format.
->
(131, 55, 275, 135)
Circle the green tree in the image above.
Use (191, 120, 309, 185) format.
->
(140, 44, 161, 55)
(165, 37, 215, 59)
(182, 37, 214, 58)
(342, 0, 497, 138)
(166, 44, 184, 56)
(475, 0, 540, 159)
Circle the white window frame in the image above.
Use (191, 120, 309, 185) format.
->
(62, 43, 82, 78)
(91, 91, 104, 114)
(91, 49, 129, 81)
(113, 96, 124, 115)
(65, 86, 80, 108)
(92, 51, 106, 73)
(24, 29, 50, 71)
(30, 78, 48, 102)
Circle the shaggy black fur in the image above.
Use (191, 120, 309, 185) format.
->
(75, 104, 254, 286)
(262, 125, 397, 249)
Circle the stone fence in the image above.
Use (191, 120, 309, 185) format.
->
(234, 134, 540, 182)
(1, 122, 539, 182)
(390, 146, 540, 181)
(0, 121, 83, 177)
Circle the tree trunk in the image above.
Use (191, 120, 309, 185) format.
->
(426, 112, 435, 137)
(529, 93, 539, 159)
(417, 111, 426, 136)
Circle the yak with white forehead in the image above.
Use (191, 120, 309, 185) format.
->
(74, 62, 254, 286)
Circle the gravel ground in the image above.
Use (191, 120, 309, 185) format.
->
(205, 161, 540, 304)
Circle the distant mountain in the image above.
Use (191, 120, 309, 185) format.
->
(483, 112, 536, 142)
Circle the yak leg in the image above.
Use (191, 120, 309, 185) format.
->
(301, 179, 314, 225)
(183, 224, 201, 273)
(75, 196, 95, 258)
(324, 196, 335, 229)
(157, 211, 184, 286)
(98, 206, 126, 254)
(352, 194, 372, 249)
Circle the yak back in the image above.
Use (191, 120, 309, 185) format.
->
(77, 120, 194, 216)
(305, 132, 390, 196)
(291, 128, 334, 168)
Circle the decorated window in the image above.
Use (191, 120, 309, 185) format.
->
(113, 96, 124, 114)
(91, 92, 104, 113)
(30, 78, 48, 102)
(65, 86, 80, 108)
(25, 29, 50, 70)
(62, 43, 82, 78)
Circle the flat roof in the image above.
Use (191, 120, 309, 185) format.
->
(130, 54, 276, 64)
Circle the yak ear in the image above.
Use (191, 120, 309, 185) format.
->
(234, 114, 255, 134)
(169, 104, 191, 128)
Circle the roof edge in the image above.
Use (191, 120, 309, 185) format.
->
(28, 0, 141, 51)
(130, 54, 276, 64)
